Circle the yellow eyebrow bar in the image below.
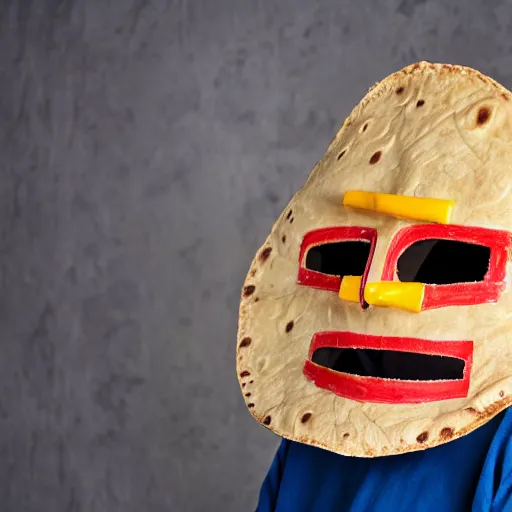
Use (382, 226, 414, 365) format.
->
(343, 190, 456, 224)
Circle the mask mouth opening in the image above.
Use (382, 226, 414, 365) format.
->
(311, 347, 465, 381)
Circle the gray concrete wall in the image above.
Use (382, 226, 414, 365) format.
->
(1, 1, 512, 511)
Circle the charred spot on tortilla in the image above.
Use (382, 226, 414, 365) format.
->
(416, 99, 425, 107)
(337, 149, 346, 160)
(369, 151, 381, 164)
(240, 337, 252, 348)
(260, 247, 272, 262)
(416, 432, 429, 444)
(477, 107, 491, 126)
(440, 427, 454, 440)
(285, 321, 294, 333)
(243, 285, 256, 297)
(301, 413, 312, 423)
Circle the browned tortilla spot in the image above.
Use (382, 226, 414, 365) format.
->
(477, 107, 491, 126)
(416, 432, 429, 444)
(260, 247, 272, 262)
(301, 413, 312, 423)
(369, 151, 382, 164)
(243, 285, 256, 297)
(240, 337, 252, 348)
(440, 427, 454, 440)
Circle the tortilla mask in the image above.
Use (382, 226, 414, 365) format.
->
(236, 62, 512, 457)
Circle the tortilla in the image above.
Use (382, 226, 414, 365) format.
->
(236, 62, 512, 457)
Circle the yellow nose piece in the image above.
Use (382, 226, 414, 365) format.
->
(364, 282, 425, 312)
(339, 277, 425, 313)
(339, 275, 362, 302)
(343, 190, 456, 225)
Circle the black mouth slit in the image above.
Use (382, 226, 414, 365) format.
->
(311, 348, 465, 381)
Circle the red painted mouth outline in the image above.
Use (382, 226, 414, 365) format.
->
(303, 331, 473, 404)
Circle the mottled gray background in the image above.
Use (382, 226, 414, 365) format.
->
(1, 0, 512, 511)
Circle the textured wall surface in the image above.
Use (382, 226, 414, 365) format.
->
(2, 1, 512, 511)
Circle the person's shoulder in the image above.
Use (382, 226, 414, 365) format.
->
(486, 407, 512, 460)
(472, 408, 512, 511)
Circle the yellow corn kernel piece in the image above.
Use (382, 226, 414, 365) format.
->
(364, 282, 425, 313)
(343, 190, 455, 224)
(339, 275, 362, 302)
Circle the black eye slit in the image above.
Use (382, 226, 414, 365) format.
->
(305, 241, 371, 277)
(397, 239, 491, 285)
(312, 348, 465, 381)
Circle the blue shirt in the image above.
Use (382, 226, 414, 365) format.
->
(257, 408, 512, 511)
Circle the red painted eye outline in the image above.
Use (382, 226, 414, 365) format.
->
(297, 227, 377, 292)
(382, 224, 512, 310)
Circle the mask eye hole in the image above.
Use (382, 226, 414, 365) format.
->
(305, 241, 371, 277)
(397, 239, 491, 285)
(298, 227, 376, 292)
